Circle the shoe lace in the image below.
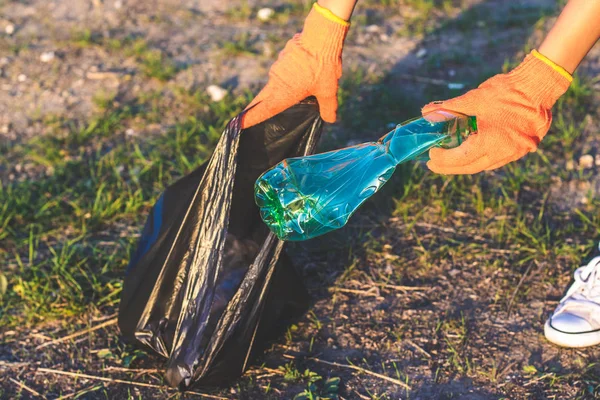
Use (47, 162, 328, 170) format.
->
(561, 256, 600, 305)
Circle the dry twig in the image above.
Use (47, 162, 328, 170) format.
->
(35, 318, 117, 350)
(329, 287, 381, 297)
(0, 360, 29, 368)
(507, 261, 541, 315)
(36, 368, 228, 399)
(9, 377, 46, 399)
(283, 354, 411, 390)
(102, 366, 161, 374)
(375, 283, 428, 292)
(404, 339, 432, 358)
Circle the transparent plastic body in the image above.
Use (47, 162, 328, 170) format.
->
(254, 110, 477, 241)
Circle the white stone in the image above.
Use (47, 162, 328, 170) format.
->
(257, 8, 274, 21)
(40, 51, 55, 63)
(17, 74, 26, 82)
(579, 154, 594, 169)
(566, 160, 575, 171)
(366, 25, 380, 33)
(114, 0, 123, 9)
(416, 48, 427, 58)
(379, 34, 389, 42)
(5, 24, 15, 35)
(206, 85, 227, 102)
(262, 42, 274, 57)
(384, 264, 393, 275)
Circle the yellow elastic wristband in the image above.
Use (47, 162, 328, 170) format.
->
(532, 49, 573, 82)
(313, 3, 350, 27)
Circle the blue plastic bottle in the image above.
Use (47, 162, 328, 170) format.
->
(255, 110, 477, 241)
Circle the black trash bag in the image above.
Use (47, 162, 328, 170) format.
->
(118, 98, 324, 389)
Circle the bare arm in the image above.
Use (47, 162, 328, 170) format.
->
(318, 0, 358, 21)
(538, 0, 600, 73)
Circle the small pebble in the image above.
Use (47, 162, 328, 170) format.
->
(40, 51, 55, 63)
(595, 154, 600, 166)
(5, 24, 15, 35)
(257, 8, 274, 21)
(262, 42, 274, 57)
(566, 160, 575, 171)
(579, 154, 594, 169)
(125, 128, 135, 136)
(379, 33, 389, 42)
(416, 48, 427, 58)
(114, 0, 123, 9)
(17, 74, 27, 82)
(366, 25, 380, 33)
(206, 85, 227, 102)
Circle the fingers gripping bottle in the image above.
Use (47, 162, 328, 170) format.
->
(254, 110, 477, 241)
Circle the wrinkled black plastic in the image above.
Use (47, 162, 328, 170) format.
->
(118, 99, 323, 389)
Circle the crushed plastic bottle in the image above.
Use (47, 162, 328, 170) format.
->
(254, 110, 477, 241)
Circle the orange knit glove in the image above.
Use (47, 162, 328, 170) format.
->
(422, 50, 572, 174)
(242, 3, 349, 129)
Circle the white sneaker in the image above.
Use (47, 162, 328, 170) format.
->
(545, 255, 600, 348)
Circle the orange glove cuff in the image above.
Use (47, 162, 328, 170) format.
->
(301, 3, 350, 60)
(502, 50, 571, 110)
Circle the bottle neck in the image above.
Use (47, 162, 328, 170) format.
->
(382, 120, 449, 164)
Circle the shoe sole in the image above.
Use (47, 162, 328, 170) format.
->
(544, 319, 600, 348)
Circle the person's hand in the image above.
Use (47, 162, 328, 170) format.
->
(422, 50, 572, 174)
(242, 3, 349, 129)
